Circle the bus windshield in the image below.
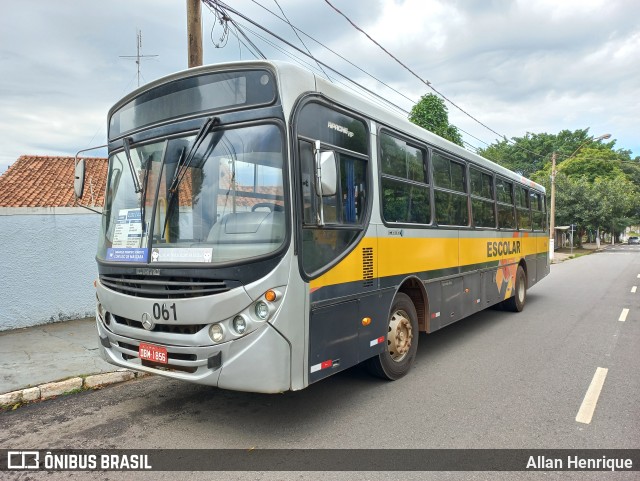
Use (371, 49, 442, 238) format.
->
(98, 123, 286, 265)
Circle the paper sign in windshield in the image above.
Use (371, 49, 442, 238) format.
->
(112, 209, 144, 248)
(106, 248, 148, 262)
(151, 247, 213, 263)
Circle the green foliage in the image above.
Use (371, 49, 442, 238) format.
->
(619, 161, 640, 186)
(487, 128, 639, 235)
(409, 93, 463, 146)
(478, 132, 556, 177)
(476, 128, 617, 178)
(559, 149, 625, 182)
(553, 172, 637, 233)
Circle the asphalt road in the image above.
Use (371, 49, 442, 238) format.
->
(1, 247, 638, 480)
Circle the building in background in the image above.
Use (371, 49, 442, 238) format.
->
(0, 155, 107, 330)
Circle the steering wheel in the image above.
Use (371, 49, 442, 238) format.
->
(251, 202, 284, 212)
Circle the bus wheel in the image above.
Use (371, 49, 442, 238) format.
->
(366, 292, 419, 380)
(503, 265, 527, 312)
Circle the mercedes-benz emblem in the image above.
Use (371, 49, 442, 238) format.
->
(141, 313, 155, 331)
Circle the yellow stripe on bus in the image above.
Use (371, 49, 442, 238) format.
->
(310, 234, 548, 290)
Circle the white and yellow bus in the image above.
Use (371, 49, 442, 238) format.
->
(75, 60, 549, 393)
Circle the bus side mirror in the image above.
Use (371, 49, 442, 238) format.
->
(74, 158, 86, 199)
(314, 142, 337, 196)
(318, 151, 337, 196)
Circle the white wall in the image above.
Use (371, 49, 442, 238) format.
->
(0, 208, 101, 331)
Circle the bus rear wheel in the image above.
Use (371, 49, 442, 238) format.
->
(366, 292, 419, 380)
(502, 265, 527, 312)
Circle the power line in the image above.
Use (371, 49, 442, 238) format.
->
(234, 18, 410, 116)
(204, 0, 410, 116)
(208, 4, 230, 48)
(232, 22, 267, 59)
(230, 24, 261, 60)
(205, 2, 267, 59)
(242, 0, 489, 149)
(246, 0, 416, 107)
(321, 0, 550, 158)
(203, 1, 489, 153)
(323, 0, 432, 89)
(272, 0, 331, 81)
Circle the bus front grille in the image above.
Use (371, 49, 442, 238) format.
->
(113, 314, 206, 335)
(100, 274, 232, 299)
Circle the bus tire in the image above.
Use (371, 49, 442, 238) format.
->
(502, 265, 526, 312)
(366, 292, 419, 380)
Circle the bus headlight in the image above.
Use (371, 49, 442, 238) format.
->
(255, 301, 269, 320)
(232, 315, 247, 334)
(209, 324, 224, 343)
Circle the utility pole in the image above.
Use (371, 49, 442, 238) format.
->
(187, 0, 203, 67)
(549, 151, 556, 261)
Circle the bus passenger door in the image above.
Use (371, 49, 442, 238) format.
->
(296, 139, 371, 383)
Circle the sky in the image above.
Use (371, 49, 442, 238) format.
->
(1, 0, 638, 174)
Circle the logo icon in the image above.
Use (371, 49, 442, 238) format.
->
(7, 451, 40, 470)
(141, 313, 154, 331)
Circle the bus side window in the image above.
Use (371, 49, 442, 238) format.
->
(379, 132, 430, 224)
(432, 152, 468, 226)
(531, 191, 545, 231)
(516, 185, 531, 230)
(496, 177, 516, 229)
(470, 167, 496, 228)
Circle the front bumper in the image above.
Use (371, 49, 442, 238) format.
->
(96, 316, 291, 393)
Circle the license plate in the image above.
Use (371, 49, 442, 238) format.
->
(138, 342, 168, 364)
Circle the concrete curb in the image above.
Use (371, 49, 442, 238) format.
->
(0, 369, 151, 408)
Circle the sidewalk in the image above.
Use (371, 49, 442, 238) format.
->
(551, 242, 603, 264)
(0, 317, 144, 406)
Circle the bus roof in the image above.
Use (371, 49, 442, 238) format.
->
(110, 59, 545, 193)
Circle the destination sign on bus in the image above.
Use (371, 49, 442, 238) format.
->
(109, 69, 276, 139)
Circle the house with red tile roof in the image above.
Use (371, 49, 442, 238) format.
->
(0, 155, 108, 331)
(0, 155, 107, 210)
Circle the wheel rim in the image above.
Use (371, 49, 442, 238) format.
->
(387, 309, 413, 362)
(517, 272, 525, 303)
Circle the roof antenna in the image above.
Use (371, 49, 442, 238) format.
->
(120, 29, 159, 87)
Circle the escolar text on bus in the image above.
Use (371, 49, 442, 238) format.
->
(487, 240, 521, 257)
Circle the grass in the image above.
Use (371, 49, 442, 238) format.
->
(555, 247, 594, 256)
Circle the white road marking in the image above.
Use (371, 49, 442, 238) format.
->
(576, 367, 608, 424)
(619, 308, 629, 322)
(632, 286, 637, 293)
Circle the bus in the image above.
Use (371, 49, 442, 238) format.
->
(75, 60, 549, 393)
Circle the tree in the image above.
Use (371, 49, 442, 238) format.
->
(481, 127, 639, 239)
(548, 169, 637, 242)
(476, 128, 615, 178)
(558, 148, 625, 182)
(409, 93, 463, 146)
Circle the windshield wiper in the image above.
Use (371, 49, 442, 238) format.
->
(139, 154, 153, 237)
(123, 136, 149, 240)
(123, 137, 142, 194)
(162, 117, 221, 239)
(168, 117, 220, 194)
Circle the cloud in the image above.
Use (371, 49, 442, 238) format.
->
(1, 0, 639, 174)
